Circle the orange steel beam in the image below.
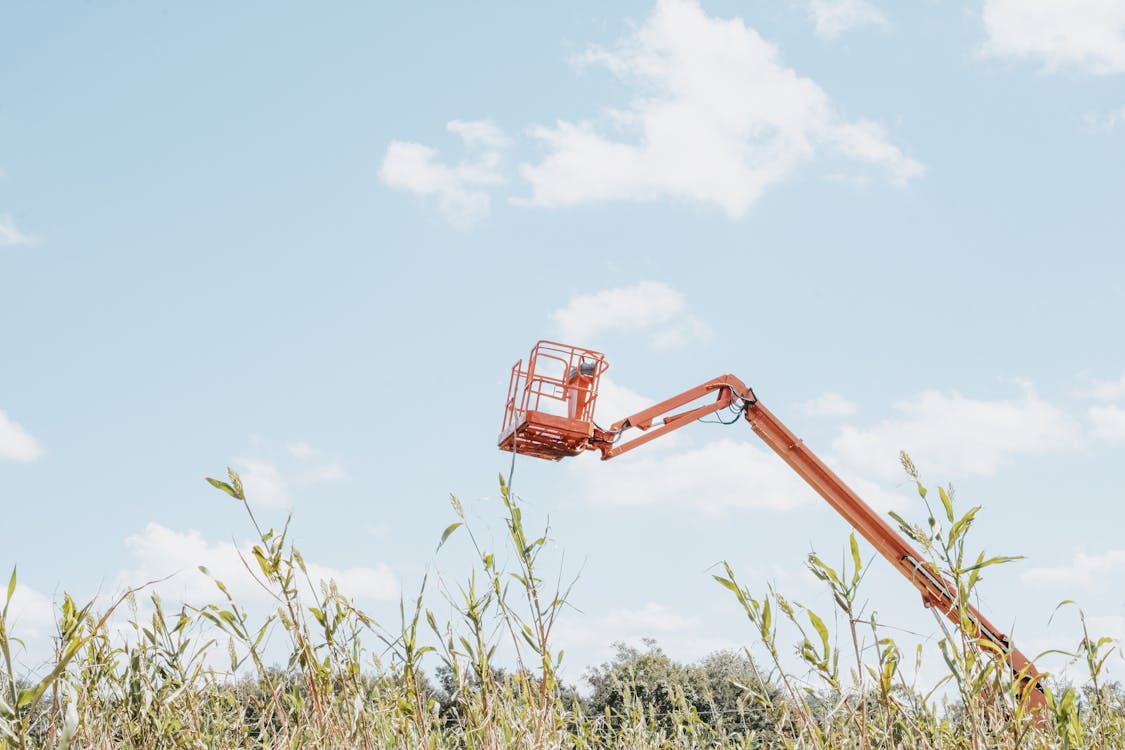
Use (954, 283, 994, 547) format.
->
(589, 375, 1046, 714)
(593, 374, 744, 459)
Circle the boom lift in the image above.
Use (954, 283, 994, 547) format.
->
(498, 341, 1046, 713)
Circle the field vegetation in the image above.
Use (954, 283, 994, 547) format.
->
(1, 455, 1122, 748)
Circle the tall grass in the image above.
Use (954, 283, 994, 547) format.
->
(0, 458, 1121, 748)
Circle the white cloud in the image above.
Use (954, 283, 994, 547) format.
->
(2, 583, 56, 671)
(571, 438, 814, 515)
(592, 375, 653, 424)
(286, 441, 348, 482)
(1082, 106, 1125, 132)
(555, 602, 737, 669)
(287, 441, 316, 459)
(232, 458, 291, 508)
(447, 120, 509, 152)
(574, 390, 907, 512)
(551, 281, 684, 340)
(1021, 615, 1125, 687)
(1086, 614, 1125, 640)
(797, 391, 857, 418)
(379, 119, 508, 225)
(305, 562, 399, 603)
(118, 524, 264, 605)
(982, 0, 1125, 75)
(1076, 375, 1125, 441)
(831, 383, 1080, 480)
(805, 0, 889, 39)
(1023, 548, 1125, 590)
(836, 470, 909, 514)
(232, 441, 348, 508)
(824, 120, 920, 185)
(7, 583, 55, 632)
(6, 524, 398, 674)
(1089, 404, 1125, 440)
(0, 214, 37, 247)
(648, 316, 713, 351)
(518, 0, 921, 217)
(0, 408, 43, 462)
(116, 523, 399, 608)
(550, 280, 711, 349)
(1075, 372, 1125, 401)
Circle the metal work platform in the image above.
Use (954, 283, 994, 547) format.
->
(497, 341, 607, 460)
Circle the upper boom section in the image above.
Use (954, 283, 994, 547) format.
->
(592, 374, 751, 459)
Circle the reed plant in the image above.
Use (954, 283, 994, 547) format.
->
(0, 457, 1120, 748)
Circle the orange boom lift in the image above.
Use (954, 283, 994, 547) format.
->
(498, 341, 1046, 714)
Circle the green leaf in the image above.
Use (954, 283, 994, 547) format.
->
(966, 551, 986, 591)
(5, 566, 15, 606)
(251, 546, 272, 578)
(292, 548, 307, 574)
(938, 485, 954, 522)
(807, 555, 841, 586)
(887, 511, 917, 540)
(961, 555, 1024, 573)
(1060, 687, 1076, 714)
(1047, 599, 1077, 627)
(206, 477, 242, 501)
(199, 611, 223, 630)
(849, 534, 862, 583)
(808, 609, 830, 658)
(937, 641, 962, 683)
(437, 522, 462, 550)
(948, 506, 980, 546)
(713, 575, 739, 594)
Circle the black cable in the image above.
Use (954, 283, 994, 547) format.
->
(698, 385, 752, 425)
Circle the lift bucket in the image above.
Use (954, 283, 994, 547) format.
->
(498, 341, 608, 460)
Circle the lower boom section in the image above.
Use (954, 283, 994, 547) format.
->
(742, 399, 1046, 714)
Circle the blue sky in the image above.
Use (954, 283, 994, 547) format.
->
(2, 0, 1125, 688)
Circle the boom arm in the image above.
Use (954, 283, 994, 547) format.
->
(589, 374, 1045, 710)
